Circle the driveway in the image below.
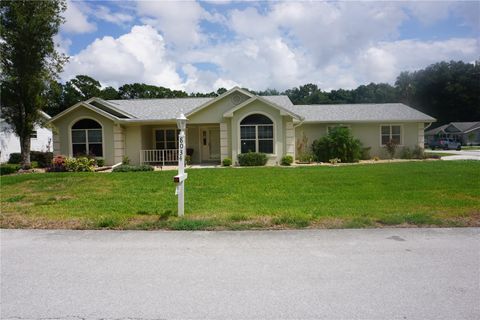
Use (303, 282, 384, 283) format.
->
(426, 148, 480, 160)
(1, 228, 479, 320)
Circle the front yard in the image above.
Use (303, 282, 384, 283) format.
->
(1, 161, 479, 230)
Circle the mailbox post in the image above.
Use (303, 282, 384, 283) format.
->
(174, 113, 188, 216)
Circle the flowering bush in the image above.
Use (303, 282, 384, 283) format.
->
(65, 157, 96, 172)
(47, 155, 67, 172)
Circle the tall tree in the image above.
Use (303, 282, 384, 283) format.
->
(1, 0, 66, 168)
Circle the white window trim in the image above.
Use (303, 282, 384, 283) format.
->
(152, 127, 180, 150)
(326, 124, 351, 135)
(68, 117, 105, 159)
(30, 130, 38, 139)
(238, 112, 276, 155)
(379, 124, 404, 146)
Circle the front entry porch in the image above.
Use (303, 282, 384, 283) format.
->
(139, 124, 221, 165)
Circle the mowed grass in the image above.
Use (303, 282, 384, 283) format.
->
(1, 161, 479, 230)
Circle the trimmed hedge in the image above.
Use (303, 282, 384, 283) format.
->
(238, 152, 268, 166)
(8, 151, 53, 168)
(112, 164, 154, 172)
(0, 164, 20, 175)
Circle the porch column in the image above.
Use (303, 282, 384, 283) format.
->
(113, 124, 125, 164)
(52, 133, 60, 156)
(285, 122, 295, 158)
(220, 122, 229, 161)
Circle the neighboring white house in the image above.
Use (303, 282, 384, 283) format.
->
(0, 112, 52, 163)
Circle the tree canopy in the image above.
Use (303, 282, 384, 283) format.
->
(1, 0, 66, 167)
(45, 60, 478, 126)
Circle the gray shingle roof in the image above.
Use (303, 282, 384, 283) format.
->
(104, 95, 434, 123)
(107, 97, 213, 120)
(450, 122, 480, 132)
(106, 95, 294, 120)
(425, 124, 449, 135)
(425, 122, 480, 135)
(290, 103, 435, 122)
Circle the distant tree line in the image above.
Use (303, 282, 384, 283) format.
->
(45, 60, 479, 125)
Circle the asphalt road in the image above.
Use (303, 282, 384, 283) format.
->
(1, 228, 479, 320)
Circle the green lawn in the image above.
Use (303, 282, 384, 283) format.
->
(1, 161, 479, 230)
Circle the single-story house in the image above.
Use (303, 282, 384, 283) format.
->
(48, 87, 435, 166)
(0, 112, 52, 163)
(425, 122, 480, 146)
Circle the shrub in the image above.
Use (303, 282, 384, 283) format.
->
(312, 127, 362, 163)
(222, 158, 232, 166)
(122, 156, 130, 165)
(31, 151, 53, 168)
(65, 157, 96, 172)
(112, 164, 154, 172)
(384, 140, 397, 159)
(238, 152, 268, 166)
(0, 164, 20, 175)
(297, 152, 314, 163)
(47, 155, 67, 172)
(360, 147, 371, 160)
(412, 146, 425, 159)
(399, 147, 413, 159)
(96, 158, 105, 167)
(8, 151, 53, 168)
(7, 153, 21, 164)
(185, 155, 192, 165)
(280, 155, 293, 166)
(329, 158, 341, 165)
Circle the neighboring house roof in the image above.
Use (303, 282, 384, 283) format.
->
(450, 122, 480, 132)
(425, 124, 449, 135)
(465, 122, 480, 133)
(289, 103, 435, 123)
(425, 121, 480, 135)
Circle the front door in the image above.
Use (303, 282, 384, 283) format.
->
(201, 127, 220, 162)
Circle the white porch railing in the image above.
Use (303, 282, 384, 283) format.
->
(140, 149, 178, 166)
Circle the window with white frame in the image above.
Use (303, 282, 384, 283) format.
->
(240, 114, 274, 154)
(30, 130, 37, 139)
(155, 129, 179, 149)
(71, 119, 103, 157)
(381, 125, 401, 145)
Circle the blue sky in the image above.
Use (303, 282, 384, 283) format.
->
(58, 1, 479, 92)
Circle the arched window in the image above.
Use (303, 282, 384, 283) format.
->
(240, 114, 274, 154)
(71, 119, 103, 157)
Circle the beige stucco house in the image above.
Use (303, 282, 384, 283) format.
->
(48, 87, 435, 166)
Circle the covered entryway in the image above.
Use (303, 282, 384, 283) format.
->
(200, 126, 220, 162)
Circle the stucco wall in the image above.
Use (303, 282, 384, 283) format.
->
(51, 106, 115, 165)
(230, 100, 290, 165)
(295, 122, 424, 159)
(188, 92, 250, 124)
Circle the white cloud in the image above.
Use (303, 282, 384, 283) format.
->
(62, 0, 96, 34)
(61, 1, 479, 93)
(62, 25, 183, 89)
(137, 1, 207, 48)
(91, 5, 134, 26)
